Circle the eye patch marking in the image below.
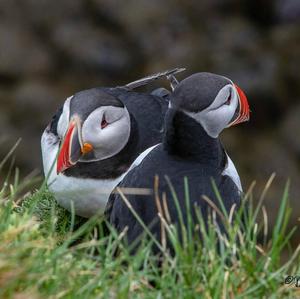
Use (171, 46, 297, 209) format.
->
(101, 116, 108, 129)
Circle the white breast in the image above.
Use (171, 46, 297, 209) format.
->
(41, 129, 158, 218)
(47, 173, 124, 218)
(128, 144, 159, 171)
(41, 130, 125, 217)
(222, 153, 243, 193)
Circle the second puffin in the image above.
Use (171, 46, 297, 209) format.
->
(106, 72, 250, 252)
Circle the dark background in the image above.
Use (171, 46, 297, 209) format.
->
(0, 0, 299, 243)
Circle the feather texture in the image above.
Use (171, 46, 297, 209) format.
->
(124, 67, 186, 90)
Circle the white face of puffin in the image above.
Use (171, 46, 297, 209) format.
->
(55, 100, 131, 173)
(184, 82, 249, 138)
(80, 105, 131, 162)
(57, 96, 72, 138)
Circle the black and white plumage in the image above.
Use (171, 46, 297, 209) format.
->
(41, 82, 172, 217)
(105, 72, 250, 252)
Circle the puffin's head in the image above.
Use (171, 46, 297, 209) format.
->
(56, 88, 131, 174)
(171, 72, 250, 137)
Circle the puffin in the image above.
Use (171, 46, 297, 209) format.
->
(41, 68, 185, 218)
(105, 72, 250, 253)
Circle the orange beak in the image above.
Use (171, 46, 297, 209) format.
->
(57, 118, 93, 174)
(228, 84, 250, 126)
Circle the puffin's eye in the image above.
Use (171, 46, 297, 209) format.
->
(225, 91, 231, 105)
(101, 116, 108, 129)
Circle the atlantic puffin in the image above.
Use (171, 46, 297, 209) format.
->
(105, 72, 250, 253)
(41, 69, 185, 218)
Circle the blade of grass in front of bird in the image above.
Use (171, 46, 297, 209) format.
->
(211, 178, 229, 220)
(183, 177, 193, 246)
(164, 175, 188, 249)
(116, 187, 171, 261)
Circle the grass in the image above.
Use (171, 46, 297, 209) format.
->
(0, 157, 300, 298)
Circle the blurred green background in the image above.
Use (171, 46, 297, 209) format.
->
(0, 1, 299, 242)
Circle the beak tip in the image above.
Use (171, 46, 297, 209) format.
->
(56, 163, 66, 175)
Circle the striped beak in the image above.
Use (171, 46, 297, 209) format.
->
(228, 84, 250, 127)
(57, 117, 93, 174)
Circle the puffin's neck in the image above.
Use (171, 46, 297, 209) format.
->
(163, 110, 225, 167)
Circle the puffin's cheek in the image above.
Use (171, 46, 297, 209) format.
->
(82, 124, 101, 145)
